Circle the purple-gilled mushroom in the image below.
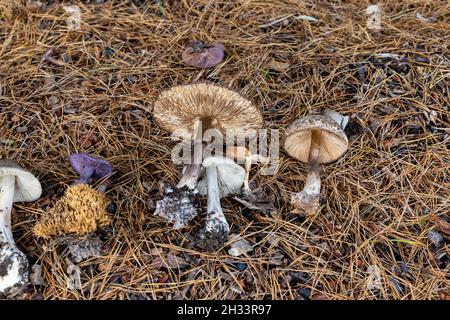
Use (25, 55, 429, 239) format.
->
(182, 41, 225, 69)
(69, 153, 112, 186)
(0, 160, 42, 297)
(152, 83, 263, 230)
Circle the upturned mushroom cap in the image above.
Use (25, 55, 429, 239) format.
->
(197, 156, 245, 197)
(284, 115, 348, 164)
(69, 153, 112, 182)
(153, 83, 263, 137)
(0, 160, 42, 202)
(182, 42, 225, 69)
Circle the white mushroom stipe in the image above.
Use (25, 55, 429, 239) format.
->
(204, 165, 229, 237)
(177, 118, 203, 190)
(196, 156, 245, 250)
(0, 175, 28, 297)
(0, 160, 41, 297)
(227, 146, 269, 194)
(291, 161, 321, 214)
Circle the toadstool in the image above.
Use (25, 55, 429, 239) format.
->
(182, 41, 224, 69)
(284, 114, 348, 215)
(196, 156, 245, 249)
(69, 153, 112, 185)
(153, 82, 263, 228)
(0, 160, 42, 297)
(226, 146, 269, 193)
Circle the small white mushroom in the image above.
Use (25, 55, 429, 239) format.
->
(226, 146, 269, 194)
(197, 156, 245, 248)
(0, 160, 42, 297)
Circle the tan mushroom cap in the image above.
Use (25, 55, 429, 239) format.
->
(153, 83, 263, 137)
(284, 115, 348, 164)
(0, 159, 42, 202)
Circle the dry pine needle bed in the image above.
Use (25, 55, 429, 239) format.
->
(0, 0, 449, 299)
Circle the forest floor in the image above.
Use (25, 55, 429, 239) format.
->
(0, 0, 449, 299)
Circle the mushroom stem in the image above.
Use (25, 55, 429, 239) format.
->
(303, 160, 321, 195)
(177, 118, 203, 189)
(204, 166, 229, 238)
(242, 156, 252, 193)
(291, 135, 322, 214)
(0, 175, 29, 297)
(0, 175, 15, 243)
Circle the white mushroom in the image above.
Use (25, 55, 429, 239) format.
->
(196, 156, 245, 248)
(0, 160, 42, 297)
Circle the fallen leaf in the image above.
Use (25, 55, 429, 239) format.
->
(267, 60, 290, 72)
(63, 5, 82, 30)
(30, 264, 44, 286)
(227, 234, 253, 257)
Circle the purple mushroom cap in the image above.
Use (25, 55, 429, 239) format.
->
(182, 42, 224, 69)
(69, 153, 112, 185)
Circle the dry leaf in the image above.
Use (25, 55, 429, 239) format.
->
(228, 234, 253, 257)
(366, 4, 381, 32)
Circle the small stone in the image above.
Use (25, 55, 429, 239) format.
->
(298, 288, 311, 299)
(427, 230, 444, 247)
(30, 264, 44, 286)
(16, 126, 28, 133)
(235, 262, 247, 271)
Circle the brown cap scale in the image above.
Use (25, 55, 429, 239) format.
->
(284, 114, 348, 215)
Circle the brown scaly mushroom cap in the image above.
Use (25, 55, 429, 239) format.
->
(153, 83, 264, 138)
(284, 115, 348, 164)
